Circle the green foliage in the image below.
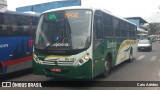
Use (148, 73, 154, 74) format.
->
(147, 23, 159, 35)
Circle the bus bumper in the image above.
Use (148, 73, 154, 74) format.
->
(33, 60, 92, 79)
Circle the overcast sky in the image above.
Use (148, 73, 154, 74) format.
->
(7, 0, 160, 19)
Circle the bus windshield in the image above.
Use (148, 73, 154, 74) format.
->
(35, 10, 92, 51)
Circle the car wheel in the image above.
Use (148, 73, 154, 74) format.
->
(150, 47, 152, 51)
(138, 49, 141, 52)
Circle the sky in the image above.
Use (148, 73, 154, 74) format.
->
(7, 0, 160, 19)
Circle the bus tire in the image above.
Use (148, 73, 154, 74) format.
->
(0, 63, 2, 74)
(128, 48, 133, 62)
(101, 56, 111, 78)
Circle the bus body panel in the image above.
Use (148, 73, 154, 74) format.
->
(33, 7, 137, 79)
(0, 11, 39, 74)
(115, 39, 137, 65)
(93, 41, 105, 77)
(93, 37, 137, 77)
(93, 38, 117, 77)
(33, 59, 92, 79)
(0, 36, 33, 74)
(6, 60, 32, 74)
(33, 45, 93, 79)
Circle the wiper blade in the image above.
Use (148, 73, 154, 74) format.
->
(44, 37, 61, 50)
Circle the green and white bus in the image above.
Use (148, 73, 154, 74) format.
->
(33, 6, 137, 79)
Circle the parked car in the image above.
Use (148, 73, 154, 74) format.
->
(138, 40, 152, 51)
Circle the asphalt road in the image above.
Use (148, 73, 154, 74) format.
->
(1, 41, 160, 90)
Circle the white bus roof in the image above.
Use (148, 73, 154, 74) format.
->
(137, 27, 148, 34)
(43, 6, 136, 26)
(3, 10, 40, 17)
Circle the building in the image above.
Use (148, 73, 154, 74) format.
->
(0, 0, 7, 12)
(126, 17, 148, 34)
(16, 0, 81, 13)
(126, 17, 148, 28)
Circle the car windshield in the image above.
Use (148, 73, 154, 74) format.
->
(138, 40, 150, 44)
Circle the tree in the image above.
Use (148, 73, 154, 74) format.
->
(147, 23, 159, 35)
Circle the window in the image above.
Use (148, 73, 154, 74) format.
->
(103, 13, 113, 37)
(3, 14, 16, 25)
(0, 13, 39, 37)
(120, 21, 126, 37)
(113, 18, 120, 37)
(126, 23, 130, 37)
(133, 26, 137, 38)
(94, 15, 103, 39)
(0, 13, 3, 25)
(127, 24, 137, 38)
(129, 25, 134, 38)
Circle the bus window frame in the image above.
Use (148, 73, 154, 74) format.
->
(93, 11, 104, 40)
(0, 12, 39, 37)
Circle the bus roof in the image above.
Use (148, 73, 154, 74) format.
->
(137, 27, 148, 34)
(3, 10, 40, 17)
(43, 6, 136, 26)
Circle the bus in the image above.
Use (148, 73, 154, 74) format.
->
(33, 6, 137, 79)
(137, 28, 148, 40)
(148, 35, 157, 42)
(137, 34, 148, 40)
(0, 11, 39, 75)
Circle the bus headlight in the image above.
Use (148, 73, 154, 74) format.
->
(75, 54, 90, 66)
(84, 55, 89, 60)
(33, 54, 40, 63)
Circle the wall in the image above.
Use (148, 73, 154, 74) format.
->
(127, 19, 140, 27)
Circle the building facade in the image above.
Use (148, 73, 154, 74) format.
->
(16, 0, 81, 13)
(126, 17, 148, 34)
(126, 17, 148, 28)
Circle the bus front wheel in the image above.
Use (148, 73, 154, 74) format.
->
(101, 56, 111, 78)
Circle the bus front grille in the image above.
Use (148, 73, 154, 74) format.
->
(41, 60, 74, 66)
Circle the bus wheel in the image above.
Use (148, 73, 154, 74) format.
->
(128, 49, 133, 62)
(101, 56, 111, 78)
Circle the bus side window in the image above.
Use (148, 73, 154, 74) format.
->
(94, 15, 103, 39)
(0, 13, 3, 25)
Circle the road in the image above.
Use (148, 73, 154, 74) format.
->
(1, 41, 160, 90)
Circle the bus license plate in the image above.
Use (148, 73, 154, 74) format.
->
(51, 68, 61, 72)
